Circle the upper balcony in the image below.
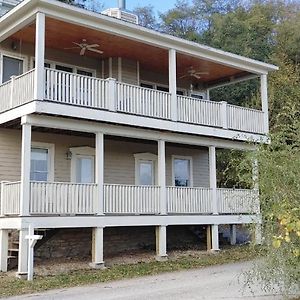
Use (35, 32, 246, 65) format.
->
(0, 67, 265, 134)
(0, 0, 278, 141)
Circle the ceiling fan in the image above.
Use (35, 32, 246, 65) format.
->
(180, 66, 209, 80)
(64, 39, 104, 56)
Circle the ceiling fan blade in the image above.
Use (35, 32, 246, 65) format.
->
(87, 44, 100, 48)
(194, 72, 209, 75)
(64, 46, 81, 50)
(192, 74, 202, 79)
(87, 48, 104, 54)
(80, 48, 86, 56)
(179, 74, 189, 79)
(73, 42, 83, 47)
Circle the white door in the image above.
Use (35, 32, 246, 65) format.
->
(75, 155, 95, 183)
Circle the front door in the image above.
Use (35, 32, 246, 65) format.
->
(75, 155, 95, 183)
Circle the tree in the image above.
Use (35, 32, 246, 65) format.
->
(133, 5, 158, 30)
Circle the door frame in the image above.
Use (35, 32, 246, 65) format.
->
(134, 152, 158, 185)
(69, 146, 95, 183)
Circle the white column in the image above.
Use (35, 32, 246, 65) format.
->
(20, 123, 31, 216)
(211, 224, 220, 251)
(260, 74, 269, 134)
(230, 224, 237, 245)
(90, 227, 105, 269)
(34, 12, 45, 100)
(158, 140, 166, 215)
(0, 229, 8, 272)
(95, 132, 104, 215)
(209, 146, 218, 214)
(155, 225, 168, 261)
(169, 49, 177, 121)
(17, 228, 29, 278)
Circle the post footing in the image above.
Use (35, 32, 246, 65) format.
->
(155, 255, 168, 262)
(89, 262, 106, 270)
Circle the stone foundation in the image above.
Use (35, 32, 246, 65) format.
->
(34, 226, 204, 260)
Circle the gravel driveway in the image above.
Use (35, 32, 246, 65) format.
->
(6, 260, 298, 300)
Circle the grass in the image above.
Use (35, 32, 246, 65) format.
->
(0, 245, 259, 298)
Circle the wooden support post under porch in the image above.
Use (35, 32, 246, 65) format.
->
(0, 229, 8, 272)
(230, 224, 237, 245)
(155, 225, 168, 261)
(206, 224, 220, 252)
(90, 227, 105, 269)
(16, 228, 29, 278)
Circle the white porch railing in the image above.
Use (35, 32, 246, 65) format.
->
(44, 68, 108, 109)
(217, 188, 260, 214)
(104, 184, 160, 214)
(177, 95, 223, 127)
(116, 82, 171, 119)
(167, 187, 212, 214)
(0, 181, 20, 215)
(0, 181, 260, 216)
(0, 70, 35, 113)
(227, 104, 265, 134)
(30, 181, 97, 215)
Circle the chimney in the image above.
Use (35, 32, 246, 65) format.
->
(102, 0, 139, 24)
(118, 0, 126, 10)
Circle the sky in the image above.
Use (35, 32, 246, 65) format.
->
(101, 0, 178, 13)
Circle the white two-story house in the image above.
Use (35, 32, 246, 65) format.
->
(0, 0, 277, 277)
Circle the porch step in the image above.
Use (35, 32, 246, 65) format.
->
(6, 229, 60, 271)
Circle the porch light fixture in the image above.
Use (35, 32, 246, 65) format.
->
(66, 150, 72, 160)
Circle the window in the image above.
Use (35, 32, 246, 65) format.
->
(134, 153, 157, 185)
(77, 69, 93, 77)
(173, 157, 192, 187)
(2, 56, 23, 83)
(138, 160, 154, 185)
(56, 65, 73, 73)
(30, 148, 49, 181)
(76, 155, 95, 183)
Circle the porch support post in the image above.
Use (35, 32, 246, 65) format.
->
(230, 224, 237, 245)
(169, 49, 177, 121)
(34, 12, 45, 100)
(209, 146, 218, 215)
(20, 123, 31, 216)
(155, 225, 168, 261)
(95, 132, 104, 215)
(254, 223, 262, 245)
(90, 227, 105, 269)
(211, 224, 220, 251)
(158, 140, 167, 215)
(0, 229, 8, 272)
(206, 225, 212, 251)
(260, 74, 269, 134)
(16, 228, 29, 278)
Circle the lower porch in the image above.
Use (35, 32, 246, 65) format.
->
(1, 181, 259, 216)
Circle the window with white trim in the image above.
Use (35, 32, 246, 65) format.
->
(2, 55, 23, 83)
(30, 144, 54, 182)
(134, 153, 157, 186)
(172, 156, 193, 187)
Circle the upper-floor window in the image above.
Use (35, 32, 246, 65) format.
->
(172, 156, 193, 187)
(2, 55, 23, 83)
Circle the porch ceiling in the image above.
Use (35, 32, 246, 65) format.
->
(9, 17, 250, 84)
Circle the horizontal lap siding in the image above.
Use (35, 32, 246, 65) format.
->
(0, 129, 209, 187)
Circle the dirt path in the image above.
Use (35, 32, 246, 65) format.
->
(6, 260, 298, 300)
